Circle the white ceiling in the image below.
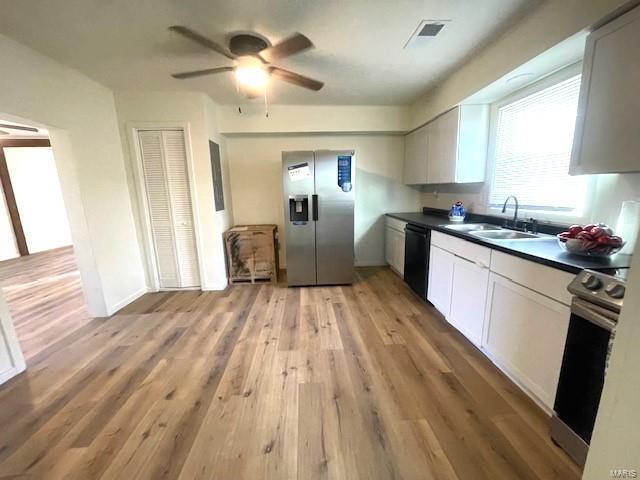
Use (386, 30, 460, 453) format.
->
(0, 0, 541, 105)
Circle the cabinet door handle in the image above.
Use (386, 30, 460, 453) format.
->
(453, 253, 489, 269)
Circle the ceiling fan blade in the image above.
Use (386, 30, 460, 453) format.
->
(169, 25, 236, 60)
(172, 66, 235, 79)
(259, 33, 313, 62)
(0, 123, 38, 132)
(269, 67, 324, 91)
(0, 130, 9, 135)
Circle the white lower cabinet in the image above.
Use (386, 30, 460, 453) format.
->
(448, 255, 489, 347)
(428, 234, 490, 347)
(482, 272, 570, 410)
(427, 245, 454, 318)
(424, 229, 571, 412)
(385, 217, 406, 276)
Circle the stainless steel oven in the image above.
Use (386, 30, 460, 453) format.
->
(550, 269, 626, 466)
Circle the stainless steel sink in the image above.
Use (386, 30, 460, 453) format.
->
(471, 230, 541, 240)
(443, 223, 500, 232)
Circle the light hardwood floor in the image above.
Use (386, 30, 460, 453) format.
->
(0, 246, 91, 363)
(0, 265, 581, 479)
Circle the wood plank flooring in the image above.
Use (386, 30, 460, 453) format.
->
(0, 246, 91, 363)
(0, 266, 581, 479)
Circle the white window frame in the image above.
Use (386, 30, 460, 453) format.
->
(483, 62, 598, 225)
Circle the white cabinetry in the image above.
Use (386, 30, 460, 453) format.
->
(425, 230, 572, 411)
(427, 245, 454, 318)
(483, 272, 570, 410)
(385, 216, 406, 276)
(427, 105, 489, 184)
(429, 231, 491, 346)
(403, 125, 429, 185)
(448, 255, 489, 347)
(570, 5, 640, 174)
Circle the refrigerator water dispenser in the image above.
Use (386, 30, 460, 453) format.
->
(288, 195, 309, 223)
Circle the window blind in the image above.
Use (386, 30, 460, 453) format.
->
(488, 74, 587, 213)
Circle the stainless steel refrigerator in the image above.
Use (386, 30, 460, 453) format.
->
(282, 150, 355, 286)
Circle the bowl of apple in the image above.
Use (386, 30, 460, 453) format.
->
(557, 224, 625, 258)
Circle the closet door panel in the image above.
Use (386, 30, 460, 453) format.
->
(162, 131, 200, 287)
(138, 131, 180, 288)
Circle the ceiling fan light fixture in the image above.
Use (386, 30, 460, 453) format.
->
(235, 65, 269, 89)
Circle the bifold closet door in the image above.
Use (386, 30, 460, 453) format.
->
(138, 130, 200, 288)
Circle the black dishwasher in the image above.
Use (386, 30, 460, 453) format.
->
(404, 223, 430, 299)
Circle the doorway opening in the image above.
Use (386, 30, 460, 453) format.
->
(0, 120, 90, 364)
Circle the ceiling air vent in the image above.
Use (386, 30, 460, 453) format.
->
(404, 20, 450, 48)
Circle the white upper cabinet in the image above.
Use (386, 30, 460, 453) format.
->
(570, 5, 640, 174)
(427, 104, 489, 184)
(403, 125, 429, 184)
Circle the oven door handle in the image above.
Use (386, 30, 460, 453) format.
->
(571, 297, 617, 332)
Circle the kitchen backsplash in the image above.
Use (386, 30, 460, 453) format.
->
(421, 172, 640, 228)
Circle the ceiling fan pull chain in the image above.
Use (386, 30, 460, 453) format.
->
(264, 84, 269, 118)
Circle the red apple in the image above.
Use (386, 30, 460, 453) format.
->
(568, 225, 583, 237)
(597, 224, 614, 236)
(576, 231, 594, 241)
(590, 226, 608, 239)
(608, 236, 623, 247)
(596, 235, 612, 245)
(558, 232, 572, 242)
(583, 224, 598, 232)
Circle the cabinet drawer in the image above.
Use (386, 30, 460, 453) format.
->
(431, 231, 491, 267)
(385, 216, 407, 232)
(490, 251, 573, 306)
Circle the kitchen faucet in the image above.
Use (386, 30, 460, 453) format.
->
(502, 195, 519, 230)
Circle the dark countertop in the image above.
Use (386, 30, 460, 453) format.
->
(386, 212, 633, 275)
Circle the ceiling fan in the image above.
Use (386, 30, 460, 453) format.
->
(168, 26, 324, 95)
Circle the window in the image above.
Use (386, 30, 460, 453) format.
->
(488, 74, 588, 217)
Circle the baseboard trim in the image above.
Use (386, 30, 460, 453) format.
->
(202, 279, 229, 291)
(106, 286, 149, 316)
(0, 364, 26, 386)
(354, 260, 386, 267)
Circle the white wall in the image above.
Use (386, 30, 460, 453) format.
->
(410, 0, 629, 128)
(218, 105, 410, 135)
(4, 147, 72, 254)
(204, 96, 234, 285)
(584, 239, 640, 478)
(0, 182, 18, 261)
(225, 134, 421, 267)
(114, 91, 233, 290)
(0, 34, 146, 316)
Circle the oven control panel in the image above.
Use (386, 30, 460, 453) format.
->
(568, 270, 625, 313)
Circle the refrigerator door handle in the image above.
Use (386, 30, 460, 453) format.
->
(312, 194, 319, 221)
